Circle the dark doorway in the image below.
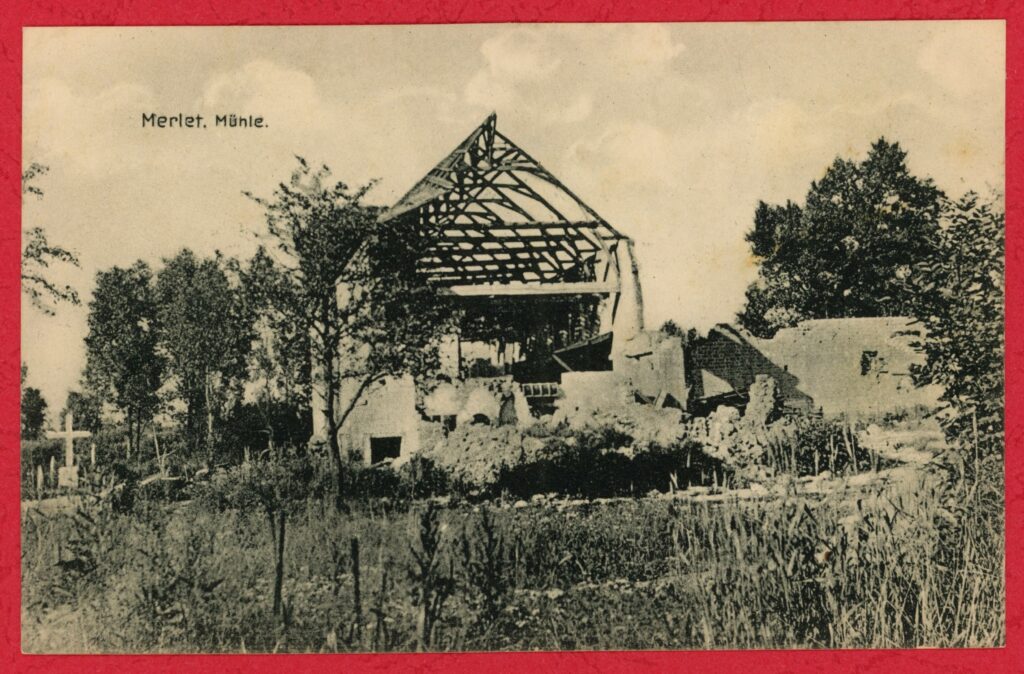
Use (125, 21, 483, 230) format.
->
(370, 436, 402, 463)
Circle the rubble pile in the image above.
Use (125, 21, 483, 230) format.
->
(415, 422, 548, 487)
(571, 404, 685, 452)
(685, 375, 796, 483)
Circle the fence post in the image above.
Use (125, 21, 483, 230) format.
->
(351, 537, 362, 642)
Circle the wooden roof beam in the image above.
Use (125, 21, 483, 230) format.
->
(438, 280, 620, 297)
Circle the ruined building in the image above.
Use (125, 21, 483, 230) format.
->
(313, 114, 651, 462)
(687, 317, 943, 418)
(313, 115, 942, 464)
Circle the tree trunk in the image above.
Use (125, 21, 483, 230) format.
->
(204, 374, 215, 467)
(127, 409, 136, 457)
(125, 411, 132, 458)
(264, 382, 275, 454)
(271, 509, 286, 617)
(322, 351, 346, 512)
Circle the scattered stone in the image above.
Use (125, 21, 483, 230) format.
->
(745, 374, 781, 426)
(857, 423, 939, 464)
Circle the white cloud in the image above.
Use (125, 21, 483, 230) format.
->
(24, 79, 156, 175)
(479, 27, 562, 81)
(608, 24, 685, 68)
(544, 94, 593, 125)
(917, 22, 1004, 97)
(200, 59, 323, 120)
(465, 25, 679, 123)
(465, 27, 562, 110)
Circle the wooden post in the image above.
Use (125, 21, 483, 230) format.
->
(351, 537, 362, 642)
(623, 237, 645, 332)
(153, 427, 165, 476)
(272, 511, 286, 617)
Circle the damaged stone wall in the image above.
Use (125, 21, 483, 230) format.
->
(339, 374, 534, 464)
(612, 330, 689, 407)
(338, 374, 421, 463)
(422, 375, 532, 427)
(690, 317, 943, 418)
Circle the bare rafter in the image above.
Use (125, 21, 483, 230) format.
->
(381, 113, 623, 287)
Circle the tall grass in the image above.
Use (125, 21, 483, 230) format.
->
(21, 453, 1002, 652)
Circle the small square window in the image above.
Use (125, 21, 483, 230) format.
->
(370, 436, 402, 463)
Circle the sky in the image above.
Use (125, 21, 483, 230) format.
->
(21, 21, 1005, 415)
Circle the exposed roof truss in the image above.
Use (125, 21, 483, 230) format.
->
(382, 113, 624, 288)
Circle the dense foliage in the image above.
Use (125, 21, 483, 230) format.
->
(155, 249, 253, 462)
(739, 139, 943, 336)
(910, 192, 1005, 452)
(83, 262, 164, 453)
(21, 373, 48, 441)
(739, 141, 1004, 457)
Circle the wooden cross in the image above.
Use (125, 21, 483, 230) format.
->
(46, 411, 92, 470)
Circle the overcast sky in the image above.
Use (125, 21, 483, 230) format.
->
(22, 21, 1004, 414)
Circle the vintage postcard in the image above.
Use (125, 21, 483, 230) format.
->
(19, 22, 1004, 654)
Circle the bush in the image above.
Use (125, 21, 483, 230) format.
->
(494, 435, 720, 500)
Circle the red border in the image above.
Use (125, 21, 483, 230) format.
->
(2, 2, 1020, 672)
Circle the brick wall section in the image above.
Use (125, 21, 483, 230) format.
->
(689, 318, 942, 418)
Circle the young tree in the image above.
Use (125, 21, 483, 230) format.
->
(20, 366, 48, 440)
(241, 246, 312, 449)
(60, 390, 103, 434)
(155, 249, 253, 464)
(247, 158, 453, 509)
(83, 261, 163, 454)
(910, 192, 1004, 454)
(195, 449, 314, 618)
(739, 139, 944, 336)
(22, 163, 80, 314)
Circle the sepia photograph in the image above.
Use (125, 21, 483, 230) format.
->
(19, 21, 1005, 654)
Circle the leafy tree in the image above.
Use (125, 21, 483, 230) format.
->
(22, 163, 80, 314)
(155, 249, 253, 463)
(21, 379, 48, 440)
(910, 192, 1004, 454)
(60, 390, 104, 434)
(246, 157, 454, 509)
(84, 261, 163, 454)
(241, 247, 312, 449)
(739, 139, 944, 336)
(659, 319, 683, 338)
(659, 319, 698, 343)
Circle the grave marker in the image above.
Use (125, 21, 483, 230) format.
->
(45, 411, 91, 489)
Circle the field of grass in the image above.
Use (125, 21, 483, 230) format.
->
(21, 450, 1003, 653)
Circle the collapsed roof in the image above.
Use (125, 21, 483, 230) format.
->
(381, 113, 625, 290)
